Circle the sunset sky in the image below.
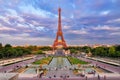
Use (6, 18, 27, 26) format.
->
(0, 0, 120, 46)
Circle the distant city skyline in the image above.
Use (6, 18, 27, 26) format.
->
(0, 0, 120, 46)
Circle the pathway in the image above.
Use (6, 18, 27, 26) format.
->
(0, 56, 43, 72)
(78, 57, 120, 73)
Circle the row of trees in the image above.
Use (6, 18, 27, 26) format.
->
(0, 43, 120, 58)
(66, 46, 91, 53)
(26, 45, 52, 51)
(0, 43, 52, 59)
(0, 43, 31, 58)
(67, 45, 120, 58)
(92, 46, 120, 57)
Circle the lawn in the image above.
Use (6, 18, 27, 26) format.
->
(67, 57, 88, 64)
(33, 57, 52, 65)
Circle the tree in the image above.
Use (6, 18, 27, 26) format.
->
(115, 45, 120, 51)
(39, 46, 52, 51)
(116, 51, 120, 57)
(36, 50, 45, 55)
(80, 46, 91, 53)
(0, 50, 3, 58)
(5, 44, 12, 48)
(27, 45, 38, 51)
(92, 47, 108, 57)
(69, 49, 78, 56)
(109, 46, 116, 57)
(6, 48, 16, 57)
(0, 43, 2, 49)
(0, 43, 33, 59)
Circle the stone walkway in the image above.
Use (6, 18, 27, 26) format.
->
(78, 57, 120, 73)
(45, 69, 76, 78)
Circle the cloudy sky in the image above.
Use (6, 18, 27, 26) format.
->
(0, 0, 120, 46)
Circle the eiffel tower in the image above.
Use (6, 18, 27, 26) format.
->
(53, 8, 67, 49)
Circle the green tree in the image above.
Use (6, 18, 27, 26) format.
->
(39, 46, 52, 51)
(6, 48, 16, 57)
(5, 44, 12, 48)
(0, 44, 32, 59)
(27, 45, 38, 51)
(0, 43, 2, 49)
(115, 45, 120, 51)
(109, 46, 116, 57)
(69, 49, 78, 56)
(0, 50, 3, 58)
(92, 47, 107, 57)
(36, 50, 45, 55)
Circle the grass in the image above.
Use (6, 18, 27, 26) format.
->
(67, 57, 88, 65)
(33, 57, 52, 65)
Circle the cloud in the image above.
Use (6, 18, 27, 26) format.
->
(66, 29, 88, 35)
(107, 18, 120, 23)
(19, 3, 57, 18)
(0, 33, 53, 46)
(92, 25, 120, 31)
(100, 10, 110, 15)
(0, 26, 16, 31)
(110, 32, 120, 36)
(63, 26, 71, 30)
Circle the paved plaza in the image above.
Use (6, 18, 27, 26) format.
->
(78, 57, 120, 73)
(0, 55, 120, 80)
(0, 56, 43, 73)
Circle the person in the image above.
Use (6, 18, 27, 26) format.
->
(96, 63, 98, 67)
(63, 75, 66, 80)
(67, 75, 69, 78)
(49, 76, 51, 78)
(4, 71, 6, 73)
(104, 75, 106, 80)
(93, 70, 96, 76)
(85, 76, 87, 80)
(54, 75, 56, 77)
(98, 74, 100, 80)
(39, 73, 43, 78)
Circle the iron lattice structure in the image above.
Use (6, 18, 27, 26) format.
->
(53, 8, 67, 49)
